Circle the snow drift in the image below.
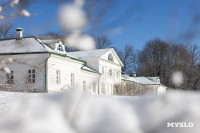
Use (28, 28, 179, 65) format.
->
(0, 90, 199, 133)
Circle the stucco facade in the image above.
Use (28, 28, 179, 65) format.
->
(68, 48, 123, 95)
(0, 53, 48, 92)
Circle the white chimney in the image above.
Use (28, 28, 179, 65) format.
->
(131, 72, 136, 77)
(16, 28, 24, 39)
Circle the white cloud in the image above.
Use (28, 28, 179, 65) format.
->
(21, 9, 31, 17)
(74, 0, 85, 7)
(58, 4, 88, 32)
(107, 27, 124, 36)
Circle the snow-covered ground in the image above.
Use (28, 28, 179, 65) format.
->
(0, 91, 45, 113)
(0, 90, 199, 133)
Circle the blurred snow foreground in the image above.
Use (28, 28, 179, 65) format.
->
(0, 90, 200, 133)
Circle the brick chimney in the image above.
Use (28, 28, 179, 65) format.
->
(16, 28, 24, 39)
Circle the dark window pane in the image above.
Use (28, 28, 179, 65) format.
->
(32, 69, 35, 73)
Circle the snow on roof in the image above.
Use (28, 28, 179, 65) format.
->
(40, 39, 60, 44)
(68, 48, 111, 59)
(0, 37, 48, 54)
(122, 75, 160, 85)
(81, 65, 99, 74)
(39, 39, 61, 50)
(147, 77, 160, 84)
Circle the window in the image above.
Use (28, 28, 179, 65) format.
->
(7, 71, 14, 84)
(101, 83, 105, 94)
(71, 73, 74, 86)
(28, 69, 35, 83)
(57, 44, 64, 52)
(102, 66, 104, 74)
(56, 70, 61, 84)
(117, 71, 119, 78)
(108, 53, 114, 62)
(93, 83, 96, 93)
(83, 81, 86, 91)
(109, 69, 112, 77)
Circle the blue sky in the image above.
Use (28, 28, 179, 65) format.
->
(11, 0, 200, 50)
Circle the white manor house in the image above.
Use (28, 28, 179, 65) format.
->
(0, 28, 166, 95)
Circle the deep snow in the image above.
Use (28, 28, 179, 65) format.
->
(0, 90, 199, 133)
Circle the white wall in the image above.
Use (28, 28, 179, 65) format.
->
(79, 70, 100, 95)
(0, 53, 49, 92)
(79, 49, 122, 95)
(99, 59, 121, 95)
(47, 54, 100, 94)
(157, 85, 167, 95)
(47, 54, 82, 92)
(81, 58, 99, 72)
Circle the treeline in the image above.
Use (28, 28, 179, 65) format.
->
(119, 39, 200, 90)
(95, 35, 200, 90)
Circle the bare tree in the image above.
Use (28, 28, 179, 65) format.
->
(137, 38, 200, 90)
(38, 32, 62, 40)
(0, 24, 15, 39)
(95, 34, 112, 49)
(114, 82, 155, 96)
(117, 44, 136, 74)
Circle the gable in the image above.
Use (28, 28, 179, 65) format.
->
(40, 39, 66, 52)
(68, 48, 123, 66)
(100, 48, 124, 66)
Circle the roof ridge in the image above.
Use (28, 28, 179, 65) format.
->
(0, 36, 36, 41)
(68, 48, 111, 53)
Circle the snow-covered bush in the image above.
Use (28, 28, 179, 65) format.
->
(114, 82, 155, 96)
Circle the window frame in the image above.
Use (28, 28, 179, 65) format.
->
(101, 83, 105, 94)
(27, 69, 36, 83)
(56, 70, 61, 84)
(109, 69, 112, 77)
(102, 66, 104, 75)
(83, 80, 86, 91)
(93, 82, 96, 93)
(108, 53, 114, 62)
(57, 44, 64, 52)
(71, 73, 74, 86)
(7, 70, 14, 84)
